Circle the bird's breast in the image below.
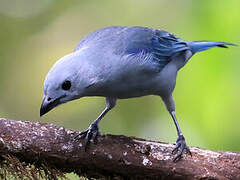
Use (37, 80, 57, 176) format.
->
(84, 50, 177, 99)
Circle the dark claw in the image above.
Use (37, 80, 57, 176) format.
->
(185, 146, 192, 157)
(91, 130, 100, 144)
(74, 129, 87, 139)
(172, 142, 181, 154)
(172, 135, 191, 162)
(74, 123, 100, 151)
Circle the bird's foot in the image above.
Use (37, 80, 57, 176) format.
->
(74, 123, 100, 151)
(172, 135, 192, 162)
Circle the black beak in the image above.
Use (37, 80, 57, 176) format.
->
(40, 96, 62, 116)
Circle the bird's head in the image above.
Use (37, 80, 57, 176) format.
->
(40, 51, 91, 116)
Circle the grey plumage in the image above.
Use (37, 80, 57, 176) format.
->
(40, 26, 235, 161)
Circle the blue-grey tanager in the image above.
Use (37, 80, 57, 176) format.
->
(40, 26, 234, 161)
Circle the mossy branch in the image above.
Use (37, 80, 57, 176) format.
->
(0, 118, 240, 180)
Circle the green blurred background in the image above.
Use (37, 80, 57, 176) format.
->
(0, 0, 239, 178)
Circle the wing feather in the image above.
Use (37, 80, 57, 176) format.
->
(74, 26, 190, 71)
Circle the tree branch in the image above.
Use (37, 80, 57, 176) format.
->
(0, 118, 239, 180)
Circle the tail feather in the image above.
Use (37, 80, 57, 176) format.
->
(187, 41, 236, 53)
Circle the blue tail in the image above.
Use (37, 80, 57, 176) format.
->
(188, 41, 236, 53)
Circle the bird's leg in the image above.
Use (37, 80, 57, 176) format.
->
(75, 97, 116, 150)
(162, 95, 191, 162)
(170, 111, 192, 161)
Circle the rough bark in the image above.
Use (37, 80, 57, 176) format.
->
(0, 118, 239, 180)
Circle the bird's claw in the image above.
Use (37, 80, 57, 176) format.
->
(172, 135, 192, 162)
(74, 123, 100, 151)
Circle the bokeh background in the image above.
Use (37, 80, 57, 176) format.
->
(0, 0, 239, 178)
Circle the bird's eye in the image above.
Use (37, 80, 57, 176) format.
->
(62, 80, 71, 90)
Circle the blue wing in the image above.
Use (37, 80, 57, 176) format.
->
(75, 26, 191, 70)
(120, 27, 190, 69)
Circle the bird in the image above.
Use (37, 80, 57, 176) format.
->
(40, 26, 235, 161)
